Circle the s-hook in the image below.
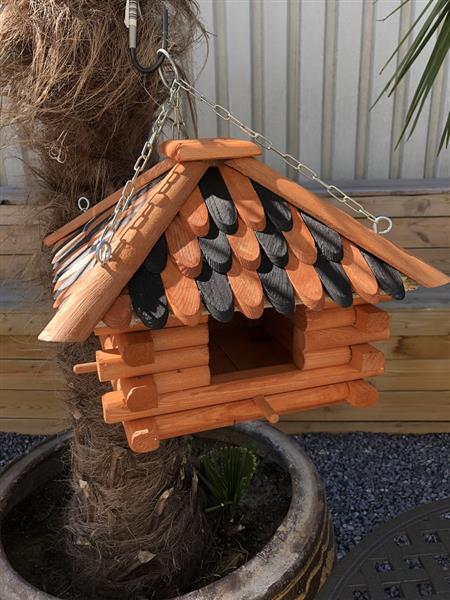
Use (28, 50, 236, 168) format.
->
(126, 1, 168, 74)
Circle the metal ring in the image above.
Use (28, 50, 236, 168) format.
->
(77, 196, 90, 213)
(157, 48, 180, 89)
(95, 240, 112, 265)
(372, 215, 393, 235)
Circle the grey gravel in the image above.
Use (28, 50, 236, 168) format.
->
(1, 432, 449, 561)
(0, 433, 46, 470)
(295, 432, 450, 559)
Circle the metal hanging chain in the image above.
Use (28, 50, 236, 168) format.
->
(175, 77, 393, 236)
(95, 80, 181, 264)
(96, 47, 392, 265)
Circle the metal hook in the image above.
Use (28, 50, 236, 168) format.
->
(372, 215, 393, 235)
(157, 47, 180, 89)
(128, 3, 168, 75)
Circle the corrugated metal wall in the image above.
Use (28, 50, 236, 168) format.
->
(1, 0, 449, 188)
(192, 0, 450, 182)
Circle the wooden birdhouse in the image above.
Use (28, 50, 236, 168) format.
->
(39, 139, 449, 452)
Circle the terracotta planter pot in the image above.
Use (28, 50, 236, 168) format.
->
(0, 422, 335, 599)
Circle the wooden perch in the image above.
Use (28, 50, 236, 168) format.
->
(39, 161, 208, 342)
(253, 396, 279, 423)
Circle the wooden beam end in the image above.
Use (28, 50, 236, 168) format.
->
(346, 380, 379, 407)
(123, 418, 160, 453)
(350, 343, 385, 374)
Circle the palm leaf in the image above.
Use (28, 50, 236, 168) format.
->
(198, 446, 257, 517)
(375, 0, 450, 152)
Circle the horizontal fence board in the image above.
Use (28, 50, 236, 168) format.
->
(409, 249, 450, 274)
(327, 194, 450, 217)
(370, 359, 450, 391)
(282, 391, 450, 422)
(0, 206, 39, 225)
(0, 359, 66, 390)
(0, 226, 41, 254)
(0, 418, 68, 435)
(0, 389, 68, 419)
(0, 254, 39, 280)
(0, 312, 51, 335)
(0, 336, 57, 359)
(381, 217, 450, 249)
(389, 310, 450, 336)
(278, 421, 450, 434)
(375, 336, 450, 360)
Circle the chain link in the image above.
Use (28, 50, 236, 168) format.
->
(176, 78, 392, 235)
(95, 80, 181, 264)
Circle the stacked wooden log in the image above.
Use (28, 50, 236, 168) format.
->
(73, 301, 390, 453)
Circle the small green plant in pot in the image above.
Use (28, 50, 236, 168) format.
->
(198, 446, 257, 522)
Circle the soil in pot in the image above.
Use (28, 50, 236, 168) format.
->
(2, 439, 291, 599)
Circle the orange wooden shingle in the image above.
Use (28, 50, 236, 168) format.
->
(342, 238, 378, 296)
(227, 218, 261, 270)
(165, 214, 202, 278)
(282, 208, 317, 264)
(179, 187, 210, 237)
(218, 164, 266, 231)
(160, 257, 203, 326)
(285, 254, 324, 311)
(103, 294, 132, 330)
(227, 258, 265, 320)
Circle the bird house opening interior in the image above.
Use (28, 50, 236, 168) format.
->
(208, 308, 294, 377)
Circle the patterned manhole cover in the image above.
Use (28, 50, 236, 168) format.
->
(316, 498, 450, 599)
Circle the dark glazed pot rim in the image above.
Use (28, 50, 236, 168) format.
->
(0, 423, 325, 600)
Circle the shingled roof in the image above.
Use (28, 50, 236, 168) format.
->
(40, 138, 449, 342)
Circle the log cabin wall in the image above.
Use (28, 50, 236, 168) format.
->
(0, 189, 449, 435)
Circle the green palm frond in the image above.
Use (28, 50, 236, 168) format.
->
(375, 0, 450, 152)
(198, 446, 257, 517)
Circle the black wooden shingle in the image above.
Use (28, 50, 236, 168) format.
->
(301, 211, 343, 262)
(144, 234, 168, 274)
(196, 260, 234, 322)
(251, 180, 293, 231)
(199, 219, 232, 273)
(314, 252, 353, 308)
(360, 250, 406, 300)
(128, 266, 169, 329)
(199, 167, 238, 234)
(255, 220, 289, 268)
(257, 251, 295, 315)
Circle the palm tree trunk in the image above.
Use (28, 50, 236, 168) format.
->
(0, 1, 208, 596)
